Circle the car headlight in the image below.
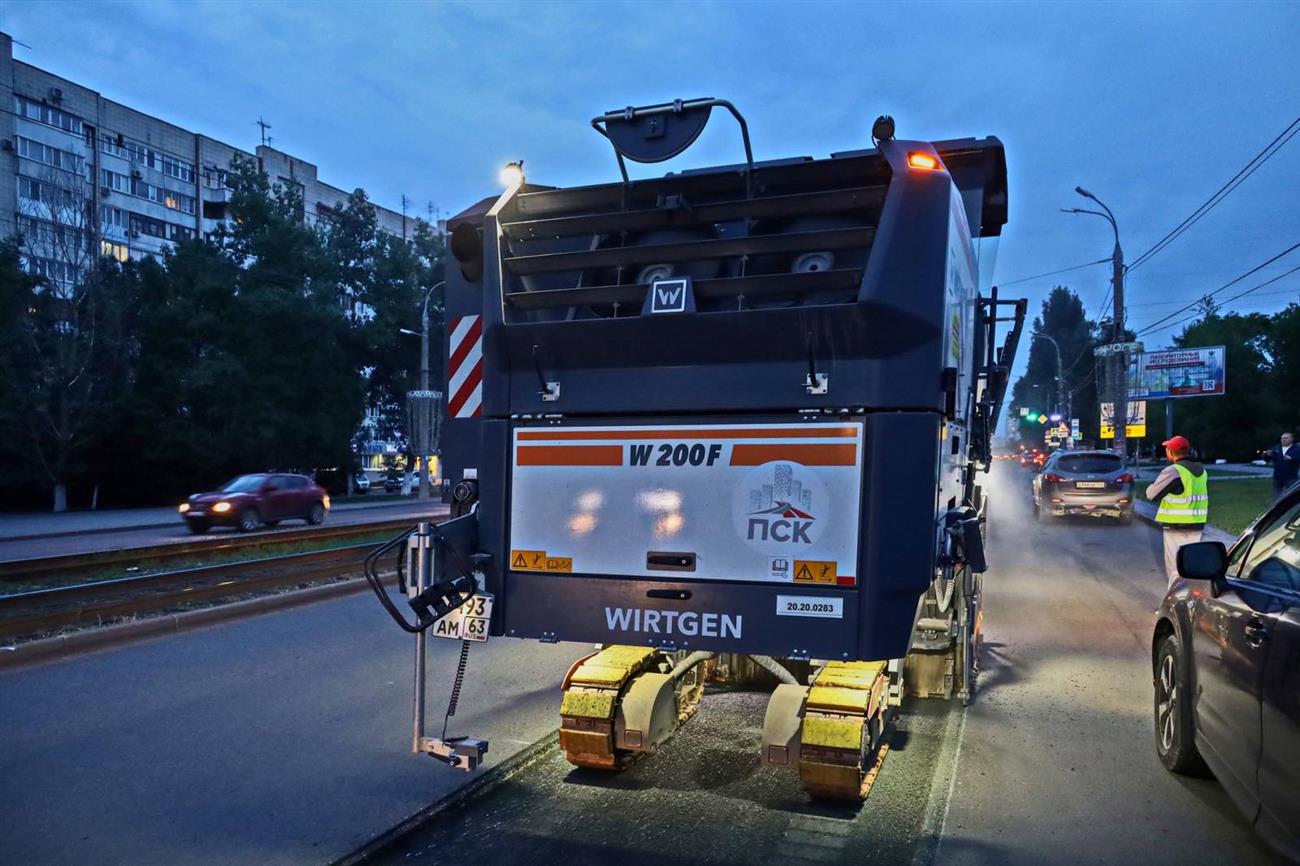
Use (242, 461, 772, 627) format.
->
(178, 503, 190, 514)
(212, 501, 233, 513)
(322, 495, 331, 509)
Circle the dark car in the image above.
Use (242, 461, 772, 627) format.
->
(179, 473, 330, 534)
(1153, 487, 1300, 861)
(1031, 449, 1134, 521)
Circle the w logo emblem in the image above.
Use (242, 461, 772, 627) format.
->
(646, 277, 691, 314)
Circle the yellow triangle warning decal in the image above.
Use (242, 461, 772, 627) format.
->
(795, 563, 813, 581)
(512, 552, 528, 568)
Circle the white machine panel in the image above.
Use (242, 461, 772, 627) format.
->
(508, 422, 864, 585)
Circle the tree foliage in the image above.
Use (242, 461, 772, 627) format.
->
(0, 159, 443, 509)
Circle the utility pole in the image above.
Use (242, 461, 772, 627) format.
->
(1065, 187, 1127, 458)
(255, 116, 272, 147)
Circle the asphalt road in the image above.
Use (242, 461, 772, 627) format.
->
(0, 593, 576, 866)
(375, 463, 1280, 866)
(0, 464, 1286, 864)
(0, 500, 445, 561)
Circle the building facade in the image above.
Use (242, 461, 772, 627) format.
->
(0, 32, 411, 288)
(0, 32, 431, 485)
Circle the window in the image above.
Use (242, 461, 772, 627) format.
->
(1239, 498, 1300, 595)
(101, 205, 126, 234)
(166, 223, 194, 243)
(99, 132, 128, 158)
(14, 95, 83, 135)
(102, 168, 131, 194)
(101, 240, 129, 263)
(17, 136, 83, 173)
(1056, 454, 1124, 474)
(18, 176, 82, 210)
(129, 214, 166, 239)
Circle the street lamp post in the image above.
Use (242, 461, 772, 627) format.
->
(1031, 332, 1065, 419)
(400, 281, 445, 501)
(1064, 187, 1126, 459)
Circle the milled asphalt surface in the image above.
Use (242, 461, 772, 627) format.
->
(0, 499, 444, 561)
(0, 593, 576, 865)
(0, 463, 1286, 864)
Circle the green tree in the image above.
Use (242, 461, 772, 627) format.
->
(1010, 286, 1099, 445)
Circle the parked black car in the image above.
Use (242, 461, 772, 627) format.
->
(1153, 487, 1300, 861)
(179, 473, 331, 534)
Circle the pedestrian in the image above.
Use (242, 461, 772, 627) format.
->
(1145, 434, 1208, 588)
(1264, 431, 1300, 500)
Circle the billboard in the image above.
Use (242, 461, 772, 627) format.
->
(1100, 401, 1147, 439)
(1127, 346, 1225, 399)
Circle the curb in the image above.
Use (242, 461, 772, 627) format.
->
(0, 576, 371, 671)
(1133, 501, 1236, 545)
(329, 731, 560, 866)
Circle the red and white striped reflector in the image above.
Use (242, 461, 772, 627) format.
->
(447, 314, 483, 418)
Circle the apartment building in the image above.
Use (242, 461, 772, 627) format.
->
(0, 32, 411, 288)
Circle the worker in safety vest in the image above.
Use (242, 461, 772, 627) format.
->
(1145, 434, 1208, 586)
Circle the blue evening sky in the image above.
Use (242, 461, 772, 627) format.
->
(5, 0, 1298, 382)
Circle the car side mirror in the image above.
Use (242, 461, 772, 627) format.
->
(1177, 541, 1228, 580)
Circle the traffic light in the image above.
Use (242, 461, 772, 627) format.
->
(1026, 412, 1039, 422)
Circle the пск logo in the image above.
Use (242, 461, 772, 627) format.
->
(733, 462, 827, 551)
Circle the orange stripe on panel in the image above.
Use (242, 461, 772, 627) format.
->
(729, 443, 858, 466)
(516, 445, 623, 466)
(517, 427, 858, 441)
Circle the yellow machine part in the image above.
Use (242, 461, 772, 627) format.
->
(797, 660, 891, 800)
(559, 646, 660, 769)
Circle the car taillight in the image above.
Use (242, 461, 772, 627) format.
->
(1116, 474, 1134, 483)
(1044, 473, 1063, 483)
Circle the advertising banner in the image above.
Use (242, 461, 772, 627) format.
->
(1127, 347, 1226, 399)
(1101, 401, 1147, 439)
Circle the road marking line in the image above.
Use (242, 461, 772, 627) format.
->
(910, 703, 968, 866)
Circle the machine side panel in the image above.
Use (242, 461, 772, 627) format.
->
(856, 411, 942, 660)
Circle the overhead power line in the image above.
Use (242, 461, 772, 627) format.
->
(997, 258, 1109, 287)
(1128, 115, 1300, 273)
(1135, 242, 1300, 336)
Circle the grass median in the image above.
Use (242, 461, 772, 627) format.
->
(1140, 476, 1273, 536)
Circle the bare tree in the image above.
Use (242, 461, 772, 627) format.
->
(14, 165, 106, 511)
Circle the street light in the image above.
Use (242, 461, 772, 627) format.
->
(399, 281, 445, 500)
(1030, 331, 1065, 418)
(499, 161, 525, 188)
(1064, 187, 1127, 458)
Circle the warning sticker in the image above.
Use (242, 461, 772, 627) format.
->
(511, 550, 548, 572)
(793, 560, 837, 585)
(511, 550, 573, 573)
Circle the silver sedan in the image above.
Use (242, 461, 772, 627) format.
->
(1032, 449, 1135, 521)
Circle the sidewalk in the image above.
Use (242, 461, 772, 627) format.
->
(0, 497, 429, 541)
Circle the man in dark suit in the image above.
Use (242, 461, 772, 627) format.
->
(1266, 432, 1300, 500)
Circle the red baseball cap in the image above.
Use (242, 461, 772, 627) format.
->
(1162, 434, 1191, 451)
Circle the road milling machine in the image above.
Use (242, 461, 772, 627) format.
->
(365, 98, 1025, 800)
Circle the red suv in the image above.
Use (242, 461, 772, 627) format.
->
(179, 473, 330, 534)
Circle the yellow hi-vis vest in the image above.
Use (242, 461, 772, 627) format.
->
(1156, 463, 1209, 525)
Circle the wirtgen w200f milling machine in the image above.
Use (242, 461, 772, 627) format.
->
(365, 98, 1025, 800)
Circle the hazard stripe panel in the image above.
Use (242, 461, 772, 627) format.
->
(447, 315, 483, 418)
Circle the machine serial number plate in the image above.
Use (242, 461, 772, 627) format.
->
(431, 593, 493, 642)
(775, 595, 843, 619)
(1076, 481, 1105, 488)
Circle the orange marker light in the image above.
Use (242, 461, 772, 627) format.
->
(907, 152, 940, 170)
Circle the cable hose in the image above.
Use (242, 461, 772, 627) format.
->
(442, 640, 471, 739)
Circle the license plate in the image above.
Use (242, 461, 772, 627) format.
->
(430, 592, 494, 642)
(1076, 481, 1105, 489)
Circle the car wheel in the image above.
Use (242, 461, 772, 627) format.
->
(237, 509, 261, 533)
(187, 521, 210, 535)
(307, 502, 326, 526)
(1154, 634, 1207, 775)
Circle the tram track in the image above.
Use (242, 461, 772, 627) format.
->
(0, 531, 418, 643)
(0, 516, 438, 587)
